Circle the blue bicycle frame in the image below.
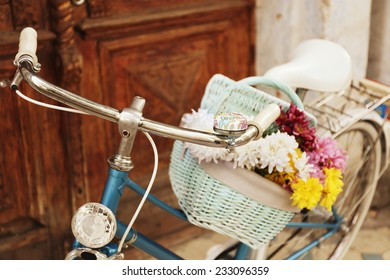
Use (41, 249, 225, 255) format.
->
(284, 209, 343, 260)
(73, 167, 344, 260)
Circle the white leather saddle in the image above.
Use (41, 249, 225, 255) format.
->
(265, 39, 352, 92)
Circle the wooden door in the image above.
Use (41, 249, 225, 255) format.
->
(0, 1, 72, 259)
(0, 0, 254, 259)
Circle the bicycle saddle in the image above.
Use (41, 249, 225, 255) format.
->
(265, 39, 352, 92)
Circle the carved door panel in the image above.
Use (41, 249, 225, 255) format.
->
(0, 2, 72, 259)
(0, 0, 254, 259)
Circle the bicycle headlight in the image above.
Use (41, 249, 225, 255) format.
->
(71, 202, 117, 248)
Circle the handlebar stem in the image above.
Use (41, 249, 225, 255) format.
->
(108, 97, 145, 172)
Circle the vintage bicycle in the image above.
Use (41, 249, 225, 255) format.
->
(10, 27, 390, 260)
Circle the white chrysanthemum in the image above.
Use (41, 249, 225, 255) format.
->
(182, 108, 214, 132)
(182, 108, 228, 163)
(257, 131, 298, 174)
(229, 140, 262, 169)
(293, 152, 316, 181)
(186, 144, 229, 164)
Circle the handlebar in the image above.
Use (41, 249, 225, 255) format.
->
(11, 27, 280, 149)
(17, 61, 121, 122)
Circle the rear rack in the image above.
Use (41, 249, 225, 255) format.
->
(304, 79, 390, 137)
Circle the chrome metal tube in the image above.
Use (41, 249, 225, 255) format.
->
(19, 61, 120, 123)
(139, 118, 259, 148)
(18, 61, 260, 147)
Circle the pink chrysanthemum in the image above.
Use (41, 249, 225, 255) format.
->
(307, 137, 347, 172)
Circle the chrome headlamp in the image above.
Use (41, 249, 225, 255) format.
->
(71, 202, 117, 248)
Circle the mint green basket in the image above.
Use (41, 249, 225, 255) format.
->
(169, 74, 316, 248)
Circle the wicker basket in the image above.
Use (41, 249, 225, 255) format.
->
(169, 74, 316, 248)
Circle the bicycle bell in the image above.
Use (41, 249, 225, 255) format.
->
(213, 112, 248, 136)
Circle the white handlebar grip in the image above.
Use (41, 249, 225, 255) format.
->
(250, 103, 281, 140)
(14, 27, 38, 66)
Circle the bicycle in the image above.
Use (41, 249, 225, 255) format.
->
(10, 27, 390, 260)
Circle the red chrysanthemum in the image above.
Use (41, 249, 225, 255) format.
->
(276, 103, 317, 151)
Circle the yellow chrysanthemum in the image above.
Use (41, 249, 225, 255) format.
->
(294, 148, 303, 158)
(291, 178, 323, 210)
(320, 167, 344, 211)
(265, 172, 295, 186)
(288, 148, 302, 172)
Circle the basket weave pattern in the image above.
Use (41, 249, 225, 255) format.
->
(170, 141, 294, 248)
(169, 74, 315, 248)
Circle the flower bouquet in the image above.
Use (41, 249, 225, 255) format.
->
(182, 103, 347, 212)
(169, 74, 347, 248)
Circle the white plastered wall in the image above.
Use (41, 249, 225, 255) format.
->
(255, 0, 372, 80)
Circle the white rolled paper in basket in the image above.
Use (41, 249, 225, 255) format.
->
(200, 161, 301, 213)
(169, 74, 316, 248)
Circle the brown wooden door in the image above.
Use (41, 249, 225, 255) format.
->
(0, 1, 72, 259)
(0, 0, 254, 259)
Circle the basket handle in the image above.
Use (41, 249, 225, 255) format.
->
(239, 76, 304, 110)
